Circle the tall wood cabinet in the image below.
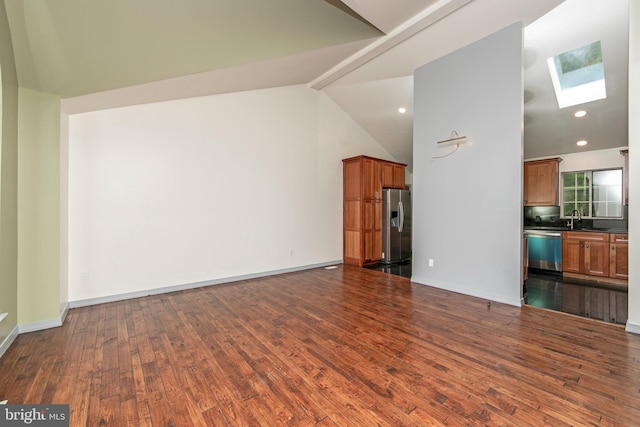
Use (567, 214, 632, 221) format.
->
(524, 158, 561, 206)
(343, 155, 406, 266)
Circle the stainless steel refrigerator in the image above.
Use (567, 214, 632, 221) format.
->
(381, 188, 412, 264)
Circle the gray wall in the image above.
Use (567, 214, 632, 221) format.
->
(412, 23, 524, 306)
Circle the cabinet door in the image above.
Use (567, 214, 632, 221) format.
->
(524, 159, 559, 206)
(584, 241, 609, 277)
(363, 158, 382, 199)
(562, 238, 583, 273)
(610, 241, 628, 279)
(393, 164, 405, 189)
(363, 200, 382, 262)
(382, 162, 394, 188)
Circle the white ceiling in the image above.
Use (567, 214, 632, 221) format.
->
(4, 0, 629, 170)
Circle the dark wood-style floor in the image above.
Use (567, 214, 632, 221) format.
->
(2, 265, 640, 426)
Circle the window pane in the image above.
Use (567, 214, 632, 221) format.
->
(563, 173, 575, 187)
(592, 169, 622, 218)
(576, 187, 589, 201)
(577, 203, 589, 217)
(564, 190, 576, 202)
(563, 203, 574, 216)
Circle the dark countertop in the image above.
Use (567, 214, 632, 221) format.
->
(524, 226, 628, 234)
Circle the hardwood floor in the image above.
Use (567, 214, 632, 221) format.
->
(2, 265, 640, 426)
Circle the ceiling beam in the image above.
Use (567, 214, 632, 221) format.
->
(309, 0, 473, 89)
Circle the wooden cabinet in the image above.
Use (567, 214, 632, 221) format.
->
(563, 231, 629, 282)
(342, 155, 406, 266)
(609, 233, 628, 279)
(524, 158, 561, 206)
(562, 232, 609, 277)
(382, 161, 405, 189)
(363, 157, 382, 199)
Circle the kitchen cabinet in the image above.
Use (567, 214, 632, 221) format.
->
(524, 158, 561, 206)
(382, 161, 405, 189)
(343, 155, 406, 266)
(609, 233, 628, 279)
(562, 232, 609, 277)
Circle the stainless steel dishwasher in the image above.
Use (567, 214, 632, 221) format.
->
(525, 229, 563, 272)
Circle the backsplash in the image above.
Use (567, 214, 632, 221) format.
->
(524, 205, 628, 230)
(524, 206, 562, 227)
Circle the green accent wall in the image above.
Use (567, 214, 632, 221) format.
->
(17, 88, 61, 324)
(0, 0, 19, 344)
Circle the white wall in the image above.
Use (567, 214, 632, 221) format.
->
(68, 84, 394, 302)
(526, 147, 627, 172)
(627, 0, 639, 333)
(412, 23, 524, 306)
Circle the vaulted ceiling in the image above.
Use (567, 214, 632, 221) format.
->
(3, 0, 629, 169)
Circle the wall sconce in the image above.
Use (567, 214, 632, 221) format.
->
(432, 130, 468, 159)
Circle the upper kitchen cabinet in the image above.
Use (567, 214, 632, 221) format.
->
(524, 158, 562, 206)
(382, 161, 406, 189)
(363, 157, 383, 200)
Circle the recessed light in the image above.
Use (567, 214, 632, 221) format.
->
(574, 110, 587, 118)
(576, 140, 588, 146)
(398, 107, 406, 114)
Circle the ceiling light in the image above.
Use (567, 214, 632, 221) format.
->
(574, 110, 587, 118)
(398, 107, 406, 114)
(576, 140, 588, 146)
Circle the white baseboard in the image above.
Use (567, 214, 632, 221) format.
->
(17, 303, 70, 334)
(411, 275, 523, 307)
(69, 260, 343, 309)
(0, 326, 19, 359)
(626, 321, 640, 335)
(2, 262, 341, 357)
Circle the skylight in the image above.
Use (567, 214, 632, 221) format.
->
(547, 41, 606, 108)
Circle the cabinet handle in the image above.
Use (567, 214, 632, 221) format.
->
(586, 243, 590, 249)
(612, 245, 615, 251)
(580, 243, 584, 248)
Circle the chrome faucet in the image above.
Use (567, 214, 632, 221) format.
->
(570, 209, 581, 230)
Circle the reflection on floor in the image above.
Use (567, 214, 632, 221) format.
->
(525, 269, 628, 325)
(365, 263, 627, 325)
(364, 260, 412, 278)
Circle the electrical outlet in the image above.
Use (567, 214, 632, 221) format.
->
(428, 259, 434, 267)
(82, 272, 89, 281)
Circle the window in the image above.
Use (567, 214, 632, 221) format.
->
(561, 168, 622, 218)
(547, 41, 606, 108)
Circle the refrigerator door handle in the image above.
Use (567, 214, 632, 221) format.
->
(398, 201, 404, 233)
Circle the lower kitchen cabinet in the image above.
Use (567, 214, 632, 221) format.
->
(609, 233, 629, 279)
(562, 232, 609, 277)
(562, 231, 629, 282)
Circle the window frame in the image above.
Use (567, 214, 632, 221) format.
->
(560, 167, 623, 219)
